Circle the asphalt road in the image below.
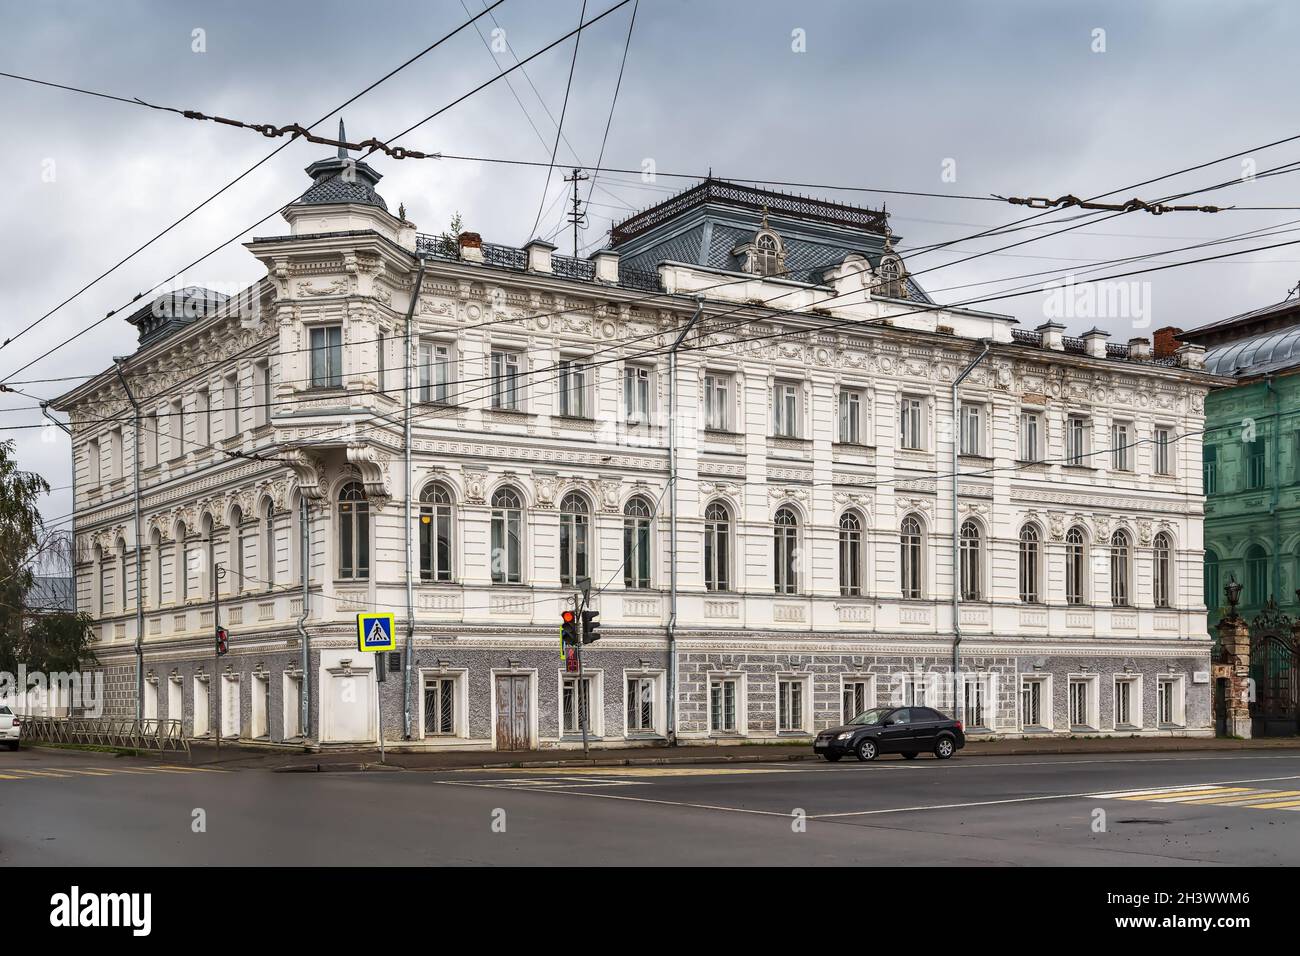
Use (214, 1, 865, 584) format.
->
(3, 746, 1300, 865)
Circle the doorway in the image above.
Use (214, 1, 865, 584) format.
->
(494, 674, 531, 751)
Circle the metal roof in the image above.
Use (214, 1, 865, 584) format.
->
(1203, 324, 1300, 377)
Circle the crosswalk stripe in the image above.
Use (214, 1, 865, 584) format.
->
(0, 773, 25, 780)
(1241, 797, 1300, 809)
(55, 769, 114, 776)
(9, 769, 72, 778)
(1180, 789, 1300, 806)
(1119, 787, 1249, 801)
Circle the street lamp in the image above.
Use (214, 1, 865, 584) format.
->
(1224, 575, 1242, 616)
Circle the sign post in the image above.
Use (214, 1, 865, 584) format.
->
(356, 613, 395, 765)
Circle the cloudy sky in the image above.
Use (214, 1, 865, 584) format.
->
(3, 0, 1300, 527)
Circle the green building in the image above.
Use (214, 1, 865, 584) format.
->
(1180, 303, 1300, 736)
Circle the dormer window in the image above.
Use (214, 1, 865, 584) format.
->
(753, 231, 782, 276)
(876, 254, 906, 298)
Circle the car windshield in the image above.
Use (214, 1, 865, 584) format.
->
(846, 707, 893, 726)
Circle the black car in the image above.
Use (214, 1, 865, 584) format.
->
(813, 706, 965, 762)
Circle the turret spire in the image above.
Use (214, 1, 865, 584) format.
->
(337, 118, 347, 159)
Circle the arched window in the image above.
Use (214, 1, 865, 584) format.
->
(959, 520, 982, 601)
(1204, 548, 1220, 609)
(202, 514, 215, 599)
(149, 527, 162, 608)
(490, 487, 523, 585)
(1066, 526, 1087, 606)
(1110, 529, 1131, 607)
(703, 501, 731, 592)
(174, 521, 189, 603)
(1153, 531, 1173, 608)
(559, 492, 590, 587)
(117, 538, 128, 613)
(229, 506, 244, 590)
(839, 512, 863, 597)
(1018, 524, 1041, 603)
(338, 483, 369, 580)
(419, 483, 454, 583)
(773, 506, 799, 594)
(623, 496, 654, 590)
(876, 255, 905, 298)
(900, 514, 923, 600)
(262, 499, 276, 587)
(752, 231, 781, 276)
(1246, 544, 1268, 606)
(93, 543, 105, 617)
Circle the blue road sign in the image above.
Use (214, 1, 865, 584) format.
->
(356, 612, 396, 652)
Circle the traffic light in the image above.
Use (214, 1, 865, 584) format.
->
(561, 610, 579, 646)
(215, 625, 229, 656)
(581, 609, 601, 644)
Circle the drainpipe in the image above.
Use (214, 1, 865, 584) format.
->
(951, 340, 992, 723)
(402, 259, 427, 740)
(667, 297, 705, 743)
(112, 358, 145, 723)
(296, 494, 310, 743)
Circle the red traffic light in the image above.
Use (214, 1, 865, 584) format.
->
(561, 610, 576, 623)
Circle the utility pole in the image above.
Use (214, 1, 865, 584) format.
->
(213, 561, 223, 755)
(563, 167, 589, 259)
(112, 359, 144, 723)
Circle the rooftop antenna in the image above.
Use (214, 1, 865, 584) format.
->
(1287, 279, 1300, 299)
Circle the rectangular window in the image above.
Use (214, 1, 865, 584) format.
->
(1154, 426, 1172, 476)
(1115, 678, 1137, 728)
(842, 680, 870, 723)
(1068, 678, 1092, 729)
(420, 342, 453, 404)
(959, 403, 982, 456)
(309, 326, 343, 388)
(777, 679, 805, 733)
(1157, 677, 1182, 726)
(1111, 421, 1132, 471)
(168, 400, 184, 460)
(709, 678, 738, 734)
(143, 413, 158, 468)
(109, 428, 123, 480)
(838, 389, 862, 444)
(87, 438, 101, 487)
(626, 676, 657, 735)
(491, 350, 522, 410)
(704, 373, 729, 431)
(253, 361, 271, 427)
(1019, 411, 1041, 462)
(624, 366, 651, 424)
(1066, 416, 1088, 466)
(903, 675, 928, 707)
(899, 396, 923, 450)
(195, 388, 210, 447)
(1021, 678, 1046, 729)
(964, 678, 988, 730)
(558, 358, 588, 418)
(773, 381, 799, 438)
(223, 373, 240, 440)
(1246, 439, 1266, 490)
(423, 677, 456, 736)
(562, 676, 592, 735)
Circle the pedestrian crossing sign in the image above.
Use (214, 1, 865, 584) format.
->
(356, 612, 396, 652)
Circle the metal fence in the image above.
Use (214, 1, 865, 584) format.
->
(19, 716, 190, 754)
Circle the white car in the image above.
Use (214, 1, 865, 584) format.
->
(0, 706, 20, 751)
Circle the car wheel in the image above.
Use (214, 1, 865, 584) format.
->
(3, 742, 17, 751)
(855, 738, 878, 762)
(823, 753, 842, 762)
(901, 751, 918, 760)
(934, 736, 956, 759)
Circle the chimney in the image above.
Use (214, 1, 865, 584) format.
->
(1153, 326, 1183, 358)
(458, 231, 484, 263)
(1081, 327, 1111, 359)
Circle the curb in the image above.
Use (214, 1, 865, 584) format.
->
(265, 738, 1296, 773)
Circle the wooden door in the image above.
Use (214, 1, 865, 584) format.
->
(495, 675, 531, 750)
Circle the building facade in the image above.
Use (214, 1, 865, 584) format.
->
(53, 146, 1222, 749)
(1179, 304, 1300, 736)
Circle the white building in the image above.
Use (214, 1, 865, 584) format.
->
(52, 145, 1222, 750)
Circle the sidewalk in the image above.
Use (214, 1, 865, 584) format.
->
(167, 734, 1300, 772)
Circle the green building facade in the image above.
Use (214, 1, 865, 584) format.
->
(1181, 303, 1300, 735)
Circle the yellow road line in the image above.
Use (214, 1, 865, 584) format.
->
(8, 769, 73, 778)
(507, 766, 791, 778)
(54, 769, 114, 776)
(1119, 787, 1249, 801)
(1241, 797, 1300, 809)
(1180, 789, 1300, 806)
(0, 773, 25, 780)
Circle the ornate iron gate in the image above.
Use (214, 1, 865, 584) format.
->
(1250, 602, 1298, 737)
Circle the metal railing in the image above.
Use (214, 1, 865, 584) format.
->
(551, 254, 596, 281)
(19, 716, 190, 754)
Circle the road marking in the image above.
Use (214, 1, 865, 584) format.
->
(0, 772, 24, 779)
(1118, 787, 1250, 802)
(7, 769, 72, 778)
(1241, 798, 1300, 809)
(1179, 789, 1300, 806)
(52, 768, 115, 777)
(505, 766, 794, 778)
